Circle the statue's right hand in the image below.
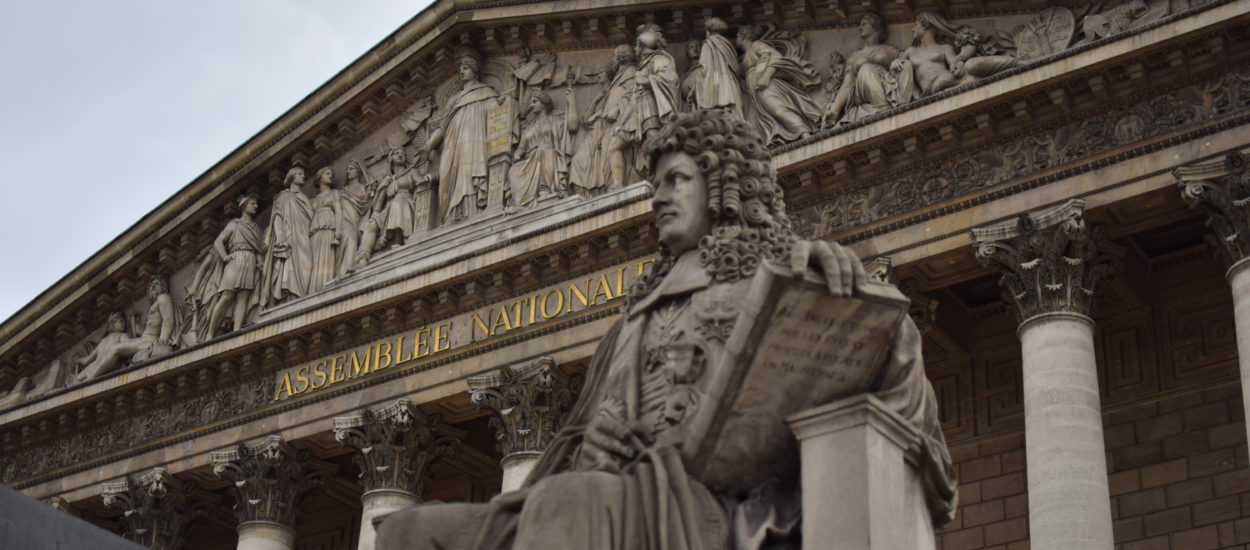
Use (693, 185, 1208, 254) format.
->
(582, 414, 643, 473)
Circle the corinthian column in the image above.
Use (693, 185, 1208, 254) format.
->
(972, 199, 1119, 550)
(334, 398, 461, 550)
(467, 356, 574, 492)
(211, 436, 336, 550)
(101, 467, 211, 550)
(1177, 151, 1250, 452)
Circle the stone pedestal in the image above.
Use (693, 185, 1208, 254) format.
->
(1019, 313, 1114, 550)
(236, 521, 295, 550)
(787, 395, 935, 550)
(358, 489, 421, 550)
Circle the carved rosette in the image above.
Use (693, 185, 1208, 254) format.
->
(972, 199, 1119, 322)
(1175, 152, 1250, 268)
(333, 398, 461, 496)
(101, 467, 211, 550)
(467, 356, 573, 458)
(210, 436, 335, 527)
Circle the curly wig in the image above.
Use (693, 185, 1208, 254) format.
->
(628, 109, 797, 306)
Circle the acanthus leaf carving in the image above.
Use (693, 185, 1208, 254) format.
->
(100, 467, 214, 550)
(1175, 151, 1250, 267)
(333, 398, 462, 496)
(210, 435, 336, 527)
(467, 356, 574, 458)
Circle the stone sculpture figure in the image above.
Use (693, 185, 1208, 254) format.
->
(309, 166, 342, 292)
(420, 50, 508, 224)
(204, 195, 265, 339)
(376, 109, 956, 550)
(357, 147, 428, 264)
(260, 168, 313, 308)
(569, 45, 640, 194)
(737, 24, 823, 144)
(691, 18, 746, 120)
(892, 12, 1018, 98)
(629, 24, 680, 149)
(825, 13, 909, 126)
(680, 39, 704, 111)
(75, 276, 177, 382)
(336, 159, 373, 274)
(507, 90, 575, 209)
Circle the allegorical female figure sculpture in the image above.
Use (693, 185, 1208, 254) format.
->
(336, 159, 373, 274)
(420, 51, 507, 224)
(376, 109, 956, 550)
(260, 168, 313, 308)
(825, 12, 910, 126)
(507, 90, 574, 209)
(308, 166, 341, 292)
(206, 194, 265, 339)
(692, 17, 745, 120)
(892, 12, 1018, 97)
(569, 45, 639, 194)
(737, 24, 823, 144)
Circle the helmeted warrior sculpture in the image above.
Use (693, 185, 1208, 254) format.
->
(376, 109, 956, 550)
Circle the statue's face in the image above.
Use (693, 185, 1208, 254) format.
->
(347, 163, 359, 179)
(653, 152, 711, 256)
(390, 148, 406, 165)
(291, 169, 305, 185)
(528, 95, 547, 114)
(148, 280, 165, 299)
(243, 198, 259, 215)
(458, 63, 477, 82)
(109, 316, 125, 333)
(318, 169, 333, 185)
(859, 17, 878, 41)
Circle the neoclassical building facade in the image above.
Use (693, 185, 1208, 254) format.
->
(2, 1, 1249, 549)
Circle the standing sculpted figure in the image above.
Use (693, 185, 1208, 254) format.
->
(206, 195, 265, 339)
(376, 109, 956, 550)
(336, 159, 373, 274)
(308, 166, 342, 292)
(691, 18, 746, 120)
(357, 147, 427, 264)
(824, 13, 910, 126)
(260, 168, 313, 308)
(629, 24, 680, 149)
(507, 90, 575, 209)
(737, 24, 823, 144)
(75, 276, 177, 382)
(569, 45, 639, 194)
(892, 12, 1018, 97)
(680, 39, 704, 111)
(420, 51, 508, 224)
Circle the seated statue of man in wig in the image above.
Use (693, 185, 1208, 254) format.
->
(376, 109, 957, 550)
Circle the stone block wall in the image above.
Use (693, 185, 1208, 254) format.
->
(937, 382, 1249, 549)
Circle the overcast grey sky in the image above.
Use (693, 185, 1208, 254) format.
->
(0, 1, 435, 323)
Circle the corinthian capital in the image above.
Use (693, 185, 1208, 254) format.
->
(467, 356, 574, 458)
(101, 467, 212, 550)
(210, 436, 336, 526)
(333, 398, 461, 496)
(1175, 151, 1250, 267)
(972, 199, 1119, 321)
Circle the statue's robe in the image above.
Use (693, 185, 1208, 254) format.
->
(741, 41, 823, 144)
(438, 81, 500, 223)
(569, 64, 638, 192)
(695, 34, 746, 121)
(261, 189, 312, 305)
(376, 252, 956, 550)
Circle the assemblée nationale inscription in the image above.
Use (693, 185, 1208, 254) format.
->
(272, 257, 655, 400)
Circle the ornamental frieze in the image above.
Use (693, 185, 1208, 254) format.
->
(788, 65, 1250, 240)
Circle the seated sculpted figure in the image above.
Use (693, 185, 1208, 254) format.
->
(891, 12, 1018, 97)
(824, 12, 912, 126)
(76, 276, 177, 383)
(376, 109, 956, 550)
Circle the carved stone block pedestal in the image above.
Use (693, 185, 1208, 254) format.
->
(787, 394, 935, 550)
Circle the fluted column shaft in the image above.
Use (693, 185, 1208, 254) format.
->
(973, 199, 1117, 550)
(1018, 313, 1112, 550)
